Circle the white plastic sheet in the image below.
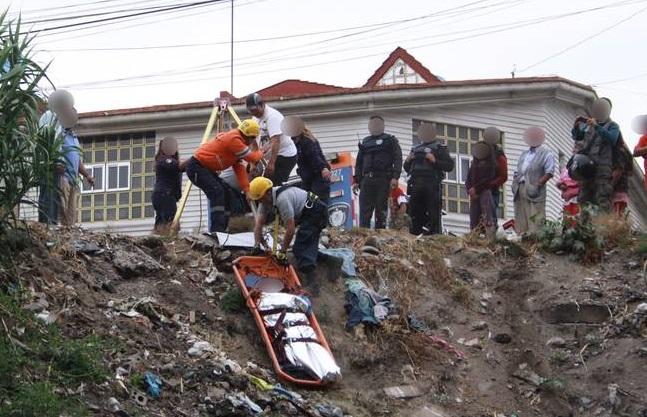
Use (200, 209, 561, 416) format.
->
(215, 232, 275, 249)
(284, 325, 318, 341)
(257, 293, 311, 314)
(284, 342, 342, 383)
(263, 312, 309, 327)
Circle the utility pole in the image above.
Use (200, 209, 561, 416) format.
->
(230, 0, 234, 95)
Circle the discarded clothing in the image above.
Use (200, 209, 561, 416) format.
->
(345, 278, 394, 329)
(318, 247, 357, 278)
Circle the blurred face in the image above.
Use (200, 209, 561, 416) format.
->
(523, 126, 545, 148)
(160, 137, 178, 156)
(416, 123, 436, 142)
(281, 116, 304, 138)
(591, 99, 611, 121)
(368, 117, 385, 136)
(58, 107, 78, 129)
(483, 127, 500, 145)
(247, 103, 265, 118)
(631, 115, 647, 135)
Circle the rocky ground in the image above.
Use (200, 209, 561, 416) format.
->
(1, 222, 646, 417)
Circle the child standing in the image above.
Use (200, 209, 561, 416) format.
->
(556, 166, 580, 219)
(466, 141, 496, 237)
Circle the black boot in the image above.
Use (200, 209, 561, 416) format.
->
(300, 269, 320, 296)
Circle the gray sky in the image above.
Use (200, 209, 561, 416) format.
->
(6, 0, 647, 149)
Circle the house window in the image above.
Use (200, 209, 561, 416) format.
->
(378, 59, 424, 86)
(106, 162, 130, 191)
(411, 119, 505, 218)
(78, 131, 156, 222)
(81, 164, 105, 193)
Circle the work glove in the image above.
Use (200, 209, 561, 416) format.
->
(275, 251, 289, 266)
(251, 245, 265, 256)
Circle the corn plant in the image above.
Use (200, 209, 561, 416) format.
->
(0, 11, 63, 232)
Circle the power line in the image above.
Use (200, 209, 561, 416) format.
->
(22, 1, 195, 24)
(23, 0, 228, 34)
(519, 3, 647, 72)
(60, 0, 646, 89)
(34, 0, 264, 41)
(57, 0, 510, 86)
(37, 0, 490, 45)
(594, 71, 647, 85)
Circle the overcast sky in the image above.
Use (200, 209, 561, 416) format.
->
(6, 0, 647, 149)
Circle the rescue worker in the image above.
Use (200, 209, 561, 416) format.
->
(281, 115, 332, 202)
(352, 115, 402, 229)
(185, 119, 263, 232)
(246, 93, 297, 185)
(404, 122, 454, 235)
(482, 127, 508, 227)
(249, 177, 328, 295)
(571, 98, 621, 213)
(512, 127, 555, 235)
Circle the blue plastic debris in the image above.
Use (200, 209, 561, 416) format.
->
(144, 372, 162, 398)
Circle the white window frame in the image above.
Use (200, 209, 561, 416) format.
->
(106, 162, 131, 191)
(80, 164, 105, 194)
(444, 154, 458, 183)
(458, 155, 472, 185)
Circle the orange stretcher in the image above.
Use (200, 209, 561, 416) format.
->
(232, 255, 339, 387)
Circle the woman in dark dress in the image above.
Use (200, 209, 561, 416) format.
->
(152, 137, 183, 234)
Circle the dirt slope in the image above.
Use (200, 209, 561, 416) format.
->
(1, 223, 646, 417)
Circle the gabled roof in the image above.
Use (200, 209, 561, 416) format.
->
(78, 76, 595, 118)
(363, 46, 442, 88)
(256, 79, 349, 99)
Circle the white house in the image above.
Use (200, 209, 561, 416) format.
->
(22, 47, 647, 234)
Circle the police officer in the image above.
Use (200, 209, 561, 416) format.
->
(571, 97, 621, 213)
(352, 115, 402, 229)
(281, 115, 332, 203)
(404, 123, 454, 235)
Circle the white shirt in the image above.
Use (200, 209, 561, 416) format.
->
(253, 105, 297, 158)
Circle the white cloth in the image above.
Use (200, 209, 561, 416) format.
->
(253, 105, 297, 158)
(284, 342, 342, 383)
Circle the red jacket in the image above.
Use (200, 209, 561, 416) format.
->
(194, 129, 263, 192)
(488, 152, 508, 189)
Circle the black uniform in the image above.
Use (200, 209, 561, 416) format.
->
(404, 140, 454, 235)
(354, 133, 402, 229)
(294, 134, 331, 203)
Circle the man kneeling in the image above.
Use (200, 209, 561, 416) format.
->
(249, 177, 327, 294)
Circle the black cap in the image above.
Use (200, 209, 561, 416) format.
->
(245, 93, 264, 108)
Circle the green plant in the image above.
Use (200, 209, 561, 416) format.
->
(0, 382, 86, 417)
(537, 206, 604, 262)
(220, 287, 246, 313)
(0, 12, 63, 233)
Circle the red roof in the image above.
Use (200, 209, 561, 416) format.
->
(363, 46, 442, 88)
(256, 79, 349, 98)
(78, 47, 594, 118)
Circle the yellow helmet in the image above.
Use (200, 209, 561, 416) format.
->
(238, 119, 260, 138)
(248, 177, 273, 200)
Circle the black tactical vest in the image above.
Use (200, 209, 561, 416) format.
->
(409, 141, 443, 179)
(359, 134, 396, 174)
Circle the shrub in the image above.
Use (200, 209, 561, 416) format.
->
(0, 12, 64, 233)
